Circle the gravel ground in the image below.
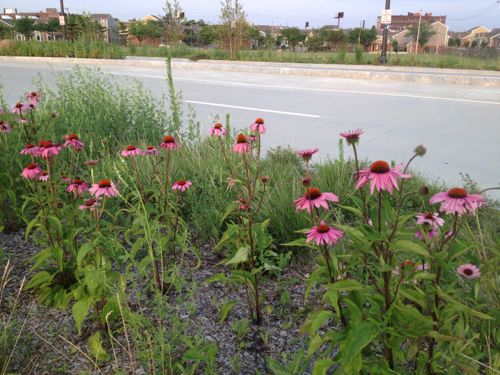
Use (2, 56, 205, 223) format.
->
(0, 231, 327, 374)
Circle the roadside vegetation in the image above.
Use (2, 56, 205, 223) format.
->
(0, 60, 498, 374)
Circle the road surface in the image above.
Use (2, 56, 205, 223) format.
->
(1, 58, 499, 197)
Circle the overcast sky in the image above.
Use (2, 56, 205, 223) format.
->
(8, 0, 500, 31)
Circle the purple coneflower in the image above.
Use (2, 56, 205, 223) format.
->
(232, 134, 251, 154)
(21, 163, 42, 180)
(38, 170, 50, 181)
(306, 221, 343, 246)
(340, 128, 364, 145)
(143, 146, 159, 155)
(430, 188, 485, 216)
(297, 148, 319, 162)
(356, 160, 411, 195)
(25, 91, 41, 107)
(38, 140, 62, 159)
(63, 134, 85, 151)
(160, 135, 178, 150)
(416, 212, 444, 230)
(172, 179, 192, 192)
(456, 264, 481, 279)
(79, 198, 100, 211)
(0, 121, 11, 133)
(120, 145, 142, 157)
(11, 102, 28, 115)
(66, 178, 89, 196)
(250, 117, 266, 134)
(89, 179, 119, 198)
(209, 123, 226, 137)
(294, 187, 339, 213)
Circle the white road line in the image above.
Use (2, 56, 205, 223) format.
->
(109, 71, 500, 106)
(185, 100, 321, 118)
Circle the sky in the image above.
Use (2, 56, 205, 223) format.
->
(8, 0, 500, 31)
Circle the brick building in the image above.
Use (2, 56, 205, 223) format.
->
(377, 12, 446, 32)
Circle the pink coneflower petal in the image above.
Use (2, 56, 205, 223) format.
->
(340, 128, 364, 145)
(89, 179, 119, 198)
(20, 143, 39, 155)
(172, 180, 192, 192)
(293, 187, 339, 213)
(456, 263, 481, 279)
(120, 145, 143, 157)
(160, 135, 179, 150)
(415, 229, 439, 241)
(232, 134, 251, 153)
(209, 123, 226, 137)
(430, 188, 485, 216)
(21, 163, 42, 180)
(63, 134, 85, 151)
(306, 221, 344, 246)
(297, 148, 319, 162)
(356, 161, 411, 195)
(250, 118, 266, 134)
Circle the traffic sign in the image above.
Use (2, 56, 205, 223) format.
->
(59, 15, 65, 26)
(380, 10, 391, 25)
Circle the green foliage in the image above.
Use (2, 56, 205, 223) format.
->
(406, 23, 436, 48)
(347, 26, 377, 49)
(128, 20, 163, 44)
(280, 27, 305, 51)
(13, 17, 35, 39)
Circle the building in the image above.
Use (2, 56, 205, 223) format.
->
(391, 21, 449, 52)
(487, 28, 500, 48)
(0, 7, 119, 43)
(377, 12, 446, 32)
(91, 14, 119, 43)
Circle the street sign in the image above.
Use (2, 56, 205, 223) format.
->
(59, 15, 65, 26)
(380, 9, 391, 25)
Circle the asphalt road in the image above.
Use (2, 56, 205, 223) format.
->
(1, 59, 499, 197)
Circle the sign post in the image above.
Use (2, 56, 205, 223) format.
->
(379, 0, 391, 64)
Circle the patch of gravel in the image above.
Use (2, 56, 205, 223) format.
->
(0, 231, 328, 374)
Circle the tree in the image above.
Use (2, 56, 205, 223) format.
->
(117, 21, 129, 45)
(348, 26, 377, 50)
(318, 28, 345, 51)
(218, 0, 249, 59)
(281, 27, 305, 51)
(391, 39, 399, 53)
(0, 23, 13, 40)
(129, 20, 162, 45)
(406, 23, 435, 51)
(40, 18, 62, 40)
(199, 24, 218, 46)
(66, 14, 106, 41)
(305, 33, 325, 51)
(14, 17, 35, 40)
(163, 0, 184, 45)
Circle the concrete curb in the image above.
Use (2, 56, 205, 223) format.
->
(1, 56, 499, 87)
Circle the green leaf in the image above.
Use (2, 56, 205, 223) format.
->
(437, 288, 493, 320)
(313, 359, 334, 375)
(205, 273, 227, 284)
(47, 215, 63, 237)
(220, 300, 237, 322)
(226, 246, 250, 265)
(339, 321, 379, 373)
(311, 311, 333, 334)
(77, 243, 94, 269)
(340, 205, 363, 218)
(392, 240, 430, 258)
(88, 332, 109, 361)
(328, 279, 365, 292)
(72, 296, 92, 335)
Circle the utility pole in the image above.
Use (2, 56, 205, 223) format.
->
(59, 0, 66, 40)
(380, 0, 390, 64)
(415, 10, 422, 54)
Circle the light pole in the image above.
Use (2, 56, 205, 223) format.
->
(380, 0, 391, 64)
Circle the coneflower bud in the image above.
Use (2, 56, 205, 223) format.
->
(261, 175, 269, 184)
(301, 177, 312, 187)
(414, 145, 427, 157)
(419, 186, 429, 196)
